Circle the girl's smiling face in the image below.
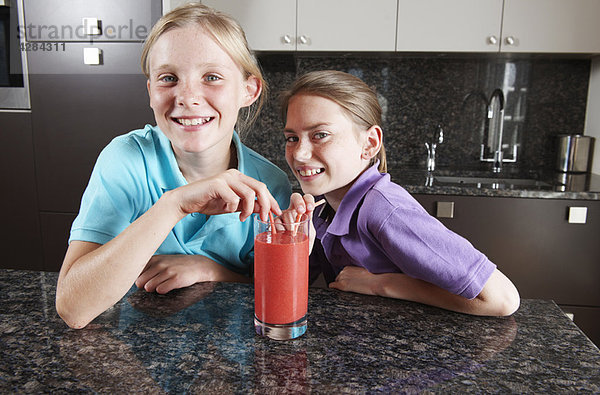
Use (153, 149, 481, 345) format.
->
(146, 25, 259, 159)
(284, 94, 373, 209)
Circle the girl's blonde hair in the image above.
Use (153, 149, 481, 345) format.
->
(280, 70, 387, 173)
(141, 3, 266, 134)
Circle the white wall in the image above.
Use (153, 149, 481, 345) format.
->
(585, 56, 600, 174)
(162, 0, 198, 14)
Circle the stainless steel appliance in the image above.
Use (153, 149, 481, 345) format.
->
(556, 134, 595, 173)
(0, 0, 30, 110)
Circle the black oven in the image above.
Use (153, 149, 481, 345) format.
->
(0, 0, 30, 110)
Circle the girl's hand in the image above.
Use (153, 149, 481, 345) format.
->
(170, 169, 281, 222)
(135, 255, 206, 294)
(329, 266, 379, 296)
(274, 193, 320, 251)
(289, 192, 318, 215)
(135, 254, 249, 294)
(276, 192, 317, 226)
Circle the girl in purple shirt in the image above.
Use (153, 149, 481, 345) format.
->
(281, 70, 520, 316)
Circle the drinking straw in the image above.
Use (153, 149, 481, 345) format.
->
(292, 213, 303, 236)
(292, 199, 326, 236)
(268, 211, 277, 235)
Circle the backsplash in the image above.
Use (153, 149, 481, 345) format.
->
(242, 54, 590, 177)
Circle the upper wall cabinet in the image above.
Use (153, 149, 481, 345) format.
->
(296, 0, 397, 51)
(202, 0, 397, 51)
(202, 0, 296, 51)
(396, 0, 600, 53)
(397, 0, 504, 52)
(502, 0, 600, 53)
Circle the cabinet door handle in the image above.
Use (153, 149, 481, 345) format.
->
(282, 34, 293, 44)
(436, 202, 455, 218)
(487, 35, 498, 45)
(298, 35, 309, 45)
(82, 18, 101, 36)
(564, 312, 575, 321)
(568, 207, 587, 224)
(504, 36, 516, 46)
(83, 47, 102, 65)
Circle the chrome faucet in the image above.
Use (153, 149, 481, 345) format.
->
(487, 89, 505, 173)
(425, 124, 444, 172)
(464, 88, 516, 172)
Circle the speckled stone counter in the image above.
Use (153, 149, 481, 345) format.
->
(389, 167, 600, 200)
(281, 158, 600, 200)
(2, 270, 599, 393)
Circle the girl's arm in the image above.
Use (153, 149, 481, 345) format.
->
(135, 254, 251, 295)
(280, 193, 321, 252)
(56, 170, 280, 329)
(329, 266, 520, 316)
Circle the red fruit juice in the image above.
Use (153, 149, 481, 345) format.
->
(254, 230, 309, 325)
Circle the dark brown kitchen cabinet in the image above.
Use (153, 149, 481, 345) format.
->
(28, 44, 155, 213)
(560, 305, 600, 349)
(39, 213, 76, 272)
(23, 0, 161, 42)
(413, 194, 600, 345)
(22, 0, 160, 272)
(0, 112, 43, 270)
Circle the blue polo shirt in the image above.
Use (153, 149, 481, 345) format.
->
(311, 163, 495, 299)
(69, 125, 291, 275)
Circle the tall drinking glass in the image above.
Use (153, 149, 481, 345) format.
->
(254, 215, 310, 340)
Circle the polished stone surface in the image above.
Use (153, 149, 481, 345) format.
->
(245, 54, 590, 180)
(2, 270, 599, 393)
(390, 167, 600, 200)
(284, 164, 600, 200)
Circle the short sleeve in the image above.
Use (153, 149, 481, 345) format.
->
(369, 197, 496, 299)
(69, 137, 150, 245)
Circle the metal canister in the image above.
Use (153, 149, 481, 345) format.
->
(556, 134, 595, 173)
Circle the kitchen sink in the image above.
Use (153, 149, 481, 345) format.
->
(433, 176, 552, 189)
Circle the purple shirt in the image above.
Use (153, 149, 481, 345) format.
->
(311, 164, 496, 299)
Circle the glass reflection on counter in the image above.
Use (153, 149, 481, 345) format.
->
(55, 282, 519, 393)
(253, 345, 308, 392)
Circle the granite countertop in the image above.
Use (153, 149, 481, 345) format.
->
(281, 158, 600, 200)
(2, 269, 599, 393)
(388, 167, 600, 200)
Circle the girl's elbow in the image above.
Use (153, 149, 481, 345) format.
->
(55, 295, 93, 329)
(485, 269, 521, 316)
(474, 285, 520, 316)
(496, 287, 521, 316)
(507, 289, 521, 316)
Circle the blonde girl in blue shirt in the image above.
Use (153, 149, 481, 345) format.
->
(282, 70, 520, 316)
(56, 4, 291, 329)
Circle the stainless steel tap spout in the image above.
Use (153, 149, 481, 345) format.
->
(487, 89, 505, 173)
(425, 125, 444, 172)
